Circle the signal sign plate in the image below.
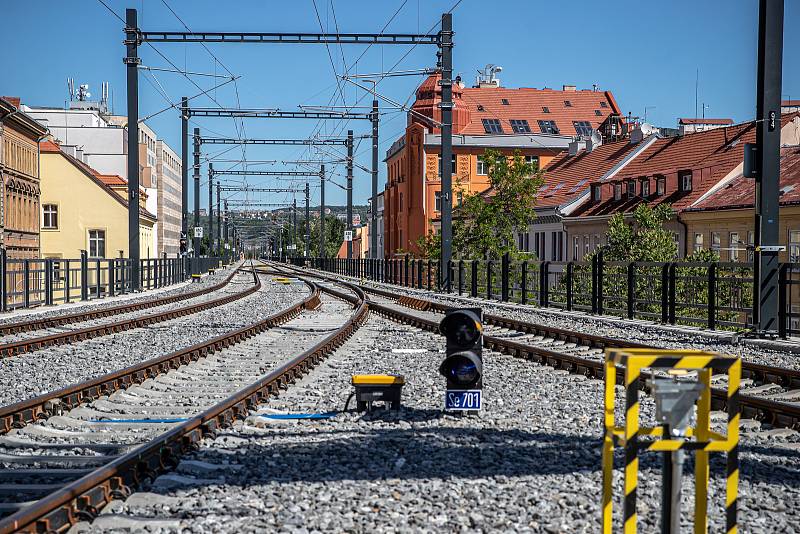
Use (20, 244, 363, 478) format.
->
(445, 390, 482, 411)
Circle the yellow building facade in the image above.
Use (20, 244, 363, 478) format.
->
(39, 141, 155, 261)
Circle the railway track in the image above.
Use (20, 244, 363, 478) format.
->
(0, 270, 368, 533)
(273, 262, 800, 430)
(0, 263, 237, 337)
(0, 265, 256, 358)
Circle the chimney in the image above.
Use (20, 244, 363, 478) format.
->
(75, 148, 84, 162)
(568, 139, 586, 156)
(563, 85, 576, 92)
(61, 145, 77, 158)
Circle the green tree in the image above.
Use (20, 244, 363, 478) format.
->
(599, 203, 677, 262)
(452, 149, 542, 259)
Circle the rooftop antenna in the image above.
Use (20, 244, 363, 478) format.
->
(695, 68, 699, 119)
(67, 78, 75, 101)
(702, 103, 710, 120)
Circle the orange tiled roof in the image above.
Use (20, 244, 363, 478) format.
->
(96, 174, 127, 187)
(40, 140, 61, 153)
(535, 139, 642, 208)
(410, 74, 621, 138)
(458, 86, 620, 137)
(689, 147, 800, 211)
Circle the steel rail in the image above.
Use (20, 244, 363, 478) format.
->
(0, 265, 237, 337)
(274, 263, 800, 429)
(0, 272, 355, 533)
(0, 268, 258, 358)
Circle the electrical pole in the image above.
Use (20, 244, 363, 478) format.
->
(180, 97, 188, 256)
(193, 128, 201, 258)
(216, 182, 221, 257)
(371, 98, 379, 259)
(439, 12, 454, 290)
(293, 198, 297, 257)
(753, 0, 784, 336)
(125, 8, 141, 289)
(208, 163, 214, 258)
(320, 165, 326, 258)
(224, 199, 229, 253)
(305, 182, 310, 258)
(347, 130, 354, 260)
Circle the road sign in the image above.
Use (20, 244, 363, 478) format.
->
(344, 230, 353, 242)
(193, 227, 204, 238)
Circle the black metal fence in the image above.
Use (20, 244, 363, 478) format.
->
(0, 250, 227, 312)
(285, 255, 800, 339)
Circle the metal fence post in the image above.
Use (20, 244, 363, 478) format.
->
(541, 261, 550, 307)
(96, 259, 102, 298)
(779, 263, 788, 338)
(405, 255, 410, 287)
(45, 259, 53, 306)
(627, 262, 636, 319)
(591, 254, 599, 314)
(520, 261, 528, 304)
(0, 248, 7, 312)
(501, 252, 510, 302)
(23, 259, 30, 308)
(487, 260, 493, 300)
(596, 251, 604, 316)
(458, 260, 464, 295)
(668, 263, 677, 324)
(661, 263, 670, 323)
(80, 251, 88, 301)
(538, 261, 547, 306)
(708, 263, 717, 330)
(427, 259, 432, 290)
(108, 259, 116, 296)
(566, 262, 574, 311)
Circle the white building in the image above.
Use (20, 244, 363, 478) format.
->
(677, 118, 733, 135)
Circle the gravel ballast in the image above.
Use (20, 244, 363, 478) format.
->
(102, 310, 800, 533)
(0, 272, 309, 407)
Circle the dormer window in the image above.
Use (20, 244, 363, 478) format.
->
(613, 183, 622, 201)
(482, 118, 504, 134)
(600, 101, 608, 108)
(501, 98, 510, 105)
(656, 176, 666, 195)
(594, 110, 603, 116)
(641, 180, 650, 198)
(542, 106, 550, 113)
(591, 184, 602, 203)
(564, 100, 573, 107)
(680, 171, 693, 192)
(627, 180, 636, 198)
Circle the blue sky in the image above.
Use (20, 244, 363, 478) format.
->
(1, 0, 797, 208)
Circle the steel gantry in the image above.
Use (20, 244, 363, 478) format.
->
(124, 9, 453, 285)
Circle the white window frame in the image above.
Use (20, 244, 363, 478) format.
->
(681, 172, 693, 192)
(613, 183, 622, 201)
(42, 204, 58, 229)
(730, 232, 740, 262)
(434, 191, 442, 212)
(88, 229, 106, 259)
(694, 232, 704, 253)
(476, 156, 488, 176)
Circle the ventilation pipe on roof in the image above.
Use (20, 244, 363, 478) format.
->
(568, 139, 586, 156)
(585, 130, 603, 153)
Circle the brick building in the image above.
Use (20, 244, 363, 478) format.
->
(383, 72, 623, 256)
(0, 96, 48, 261)
(563, 113, 800, 259)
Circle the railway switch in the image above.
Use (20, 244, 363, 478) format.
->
(438, 308, 483, 411)
(351, 375, 405, 411)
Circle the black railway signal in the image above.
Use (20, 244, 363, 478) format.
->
(439, 308, 483, 410)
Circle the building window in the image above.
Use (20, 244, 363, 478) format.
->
(789, 231, 800, 262)
(88, 230, 106, 258)
(694, 233, 704, 253)
(482, 119, 504, 134)
(564, 100, 573, 107)
(542, 106, 550, 113)
(600, 101, 608, 108)
(510, 119, 531, 133)
(42, 204, 58, 229)
(501, 98, 510, 106)
(525, 155, 539, 169)
(434, 191, 442, 212)
(730, 232, 740, 261)
(524, 233, 530, 252)
(627, 181, 636, 198)
(656, 176, 666, 195)
(711, 232, 721, 256)
(477, 104, 485, 112)
(594, 110, 602, 116)
(747, 231, 755, 262)
(680, 171, 693, 192)
(573, 121, 593, 136)
(518, 233, 524, 250)
(538, 120, 559, 134)
(591, 184, 602, 203)
(476, 156, 488, 175)
(584, 235, 590, 256)
(558, 232, 564, 261)
(641, 180, 650, 198)
(457, 191, 463, 207)
(438, 154, 456, 176)
(573, 236, 580, 260)
(613, 183, 622, 201)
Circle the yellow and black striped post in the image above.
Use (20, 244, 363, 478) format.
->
(601, 349, 741, 534)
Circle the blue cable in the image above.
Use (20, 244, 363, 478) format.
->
(257, 412, 338, 420)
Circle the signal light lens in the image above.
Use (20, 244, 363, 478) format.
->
(439, 351, 482, 386)
(439, 311, 481, 348)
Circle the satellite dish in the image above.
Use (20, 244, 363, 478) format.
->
(590, 130, 603, 145)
